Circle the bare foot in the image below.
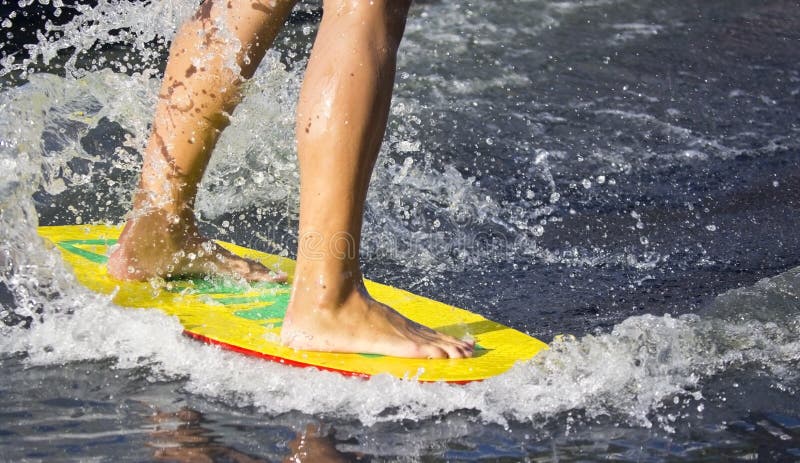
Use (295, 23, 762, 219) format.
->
(108, 209, 286, 283)
(281, 279, 474, 359)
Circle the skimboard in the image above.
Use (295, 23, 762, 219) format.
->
(37, 224, 547, 383)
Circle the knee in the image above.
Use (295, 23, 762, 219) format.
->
(387, 1, 412, 50)
(382, 0, 413, 44)
(322, 0, 412, 52)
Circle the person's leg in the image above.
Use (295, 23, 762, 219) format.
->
(108, 0, 297, 281)
(280, 0, 474, 359)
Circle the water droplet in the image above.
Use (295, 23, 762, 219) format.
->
(705, 224, 717, 232)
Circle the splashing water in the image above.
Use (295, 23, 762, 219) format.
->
(1, 0, 800, 460)
(1, 251, 798, 428)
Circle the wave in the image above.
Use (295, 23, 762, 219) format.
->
(2, 214, 797, 427)
(1, 0, 797, 432)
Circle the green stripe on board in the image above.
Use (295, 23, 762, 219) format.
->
(57, 239, 117, 264)
(216, 292, 290, 306)
(233, 302, 288, 320)
(166, 279, 287, 296)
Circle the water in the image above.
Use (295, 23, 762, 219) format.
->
(1, 0, 799, 460)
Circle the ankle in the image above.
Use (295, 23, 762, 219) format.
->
(290, 267, 364, 309)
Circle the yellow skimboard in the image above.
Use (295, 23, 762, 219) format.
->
(37, 224, 547, 383)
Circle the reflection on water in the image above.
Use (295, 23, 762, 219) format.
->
(1, 0, 799, 460)
(148, 408, 262, 463)
(148, 408, 358, 463)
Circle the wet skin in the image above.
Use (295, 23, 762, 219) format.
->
(108, 0, 474, 359)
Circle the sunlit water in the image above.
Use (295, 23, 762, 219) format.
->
(1, 0, 799, 460)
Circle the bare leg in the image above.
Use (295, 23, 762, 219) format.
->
(280, 0, 474, 359)
(108, 0, 297, 281)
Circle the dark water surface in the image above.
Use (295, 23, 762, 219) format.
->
(1, 0, 799, 460)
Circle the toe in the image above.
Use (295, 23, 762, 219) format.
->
(442, 342, 472, 359)
(422, 345, 449, 359)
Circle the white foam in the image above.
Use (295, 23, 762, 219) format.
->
(610, 23, 665, 45)
(1, 0, 798, 430)
(2, 239, 798, 427)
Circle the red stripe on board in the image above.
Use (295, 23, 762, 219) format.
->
(182, 330, 474, 384)
(183, 330, 371, 380)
